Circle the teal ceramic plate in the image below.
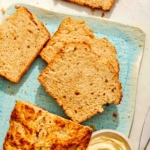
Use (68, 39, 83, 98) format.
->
(0, 4, 146, 148)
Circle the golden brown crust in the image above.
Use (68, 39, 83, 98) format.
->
(3, 101, 92, 150)
(66, 0, 115, 10)
(0, 6, 50, 83)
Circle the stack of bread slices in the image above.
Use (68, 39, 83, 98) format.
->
(39, 17, 122, 123)
(0, 6, 122, 124)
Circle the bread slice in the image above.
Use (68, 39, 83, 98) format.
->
(0, 6, 50, 83)
(38, 42, 122, 123)
(66, 0, 115, 10)
(3, 101, 92, 150)
(40, 17, 119, 73)
(40, 17, 94, 63)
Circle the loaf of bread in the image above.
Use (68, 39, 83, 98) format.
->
(38, 42, 122, 123)
(3, 101, 92, 150)
(40, 17, 94, 63)
(0, 6, 50, 83)
(66, 0, 115, 10)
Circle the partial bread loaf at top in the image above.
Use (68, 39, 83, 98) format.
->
(66, 0, 115, 10)
(0, 6, 50, 83)
(3, 101, 92, 150)
(38, 42, 122, 123)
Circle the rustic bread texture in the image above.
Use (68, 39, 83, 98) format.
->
(38, 42, 122, 123)
(0, 6, 50, 83)
(40, 17, 119, 73)
(40, 17, 94, 63)
(89, 38, 119, 73)
(66, 0, 115, 10)
(3, 101, 92, 150)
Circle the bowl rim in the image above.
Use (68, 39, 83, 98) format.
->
(91, 129, 134, 150)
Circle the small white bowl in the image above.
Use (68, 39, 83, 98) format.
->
(89, 129, 134, 150)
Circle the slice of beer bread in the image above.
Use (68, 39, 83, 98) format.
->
(0, 6, 50, 83)
(3, 101, 92, 150)
(66, 0, 115, 10)
(40, 17, 94, 63)
(38, 42, 122, 123)
(40, 18, 119, 73)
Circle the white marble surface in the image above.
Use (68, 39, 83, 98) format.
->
(0, 0, 150, 149)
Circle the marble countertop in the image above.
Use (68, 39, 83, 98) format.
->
(0, 0, 150, 149)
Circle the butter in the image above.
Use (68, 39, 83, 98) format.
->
(87, 136, 128, 150)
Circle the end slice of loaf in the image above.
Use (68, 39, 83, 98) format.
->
(3, 101, 92, 150)
(0, 6, 50, 83)
(40, 17, 94, 63)
(38, 42, 122, 123)
(66, 0, 115, 10)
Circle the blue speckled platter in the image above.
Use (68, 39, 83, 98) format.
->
(0, 4, 146, 148)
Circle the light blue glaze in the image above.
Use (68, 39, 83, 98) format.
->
(0, 4, 146, 148)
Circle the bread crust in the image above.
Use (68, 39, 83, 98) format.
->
(3, 101, 92, 150)
(0, 6, 50, 83)
(66, 0, 115, 10)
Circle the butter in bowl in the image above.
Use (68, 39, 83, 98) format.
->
(87, 129, 134, 150)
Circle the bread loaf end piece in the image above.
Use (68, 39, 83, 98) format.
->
(3, 100, 92, 150)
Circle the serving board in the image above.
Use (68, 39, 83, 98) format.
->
(0, 4, 145, 148)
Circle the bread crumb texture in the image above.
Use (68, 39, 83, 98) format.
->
(38, 42, 122, 123)
(0, 6, 50, 83)
(66, 0, 115, 10)
(40, 17, 94, 63)
(3, 101, 92, 150)
(40, 18, 119, 74)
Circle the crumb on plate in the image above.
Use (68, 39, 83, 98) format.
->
(1, 8, 5, 14)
